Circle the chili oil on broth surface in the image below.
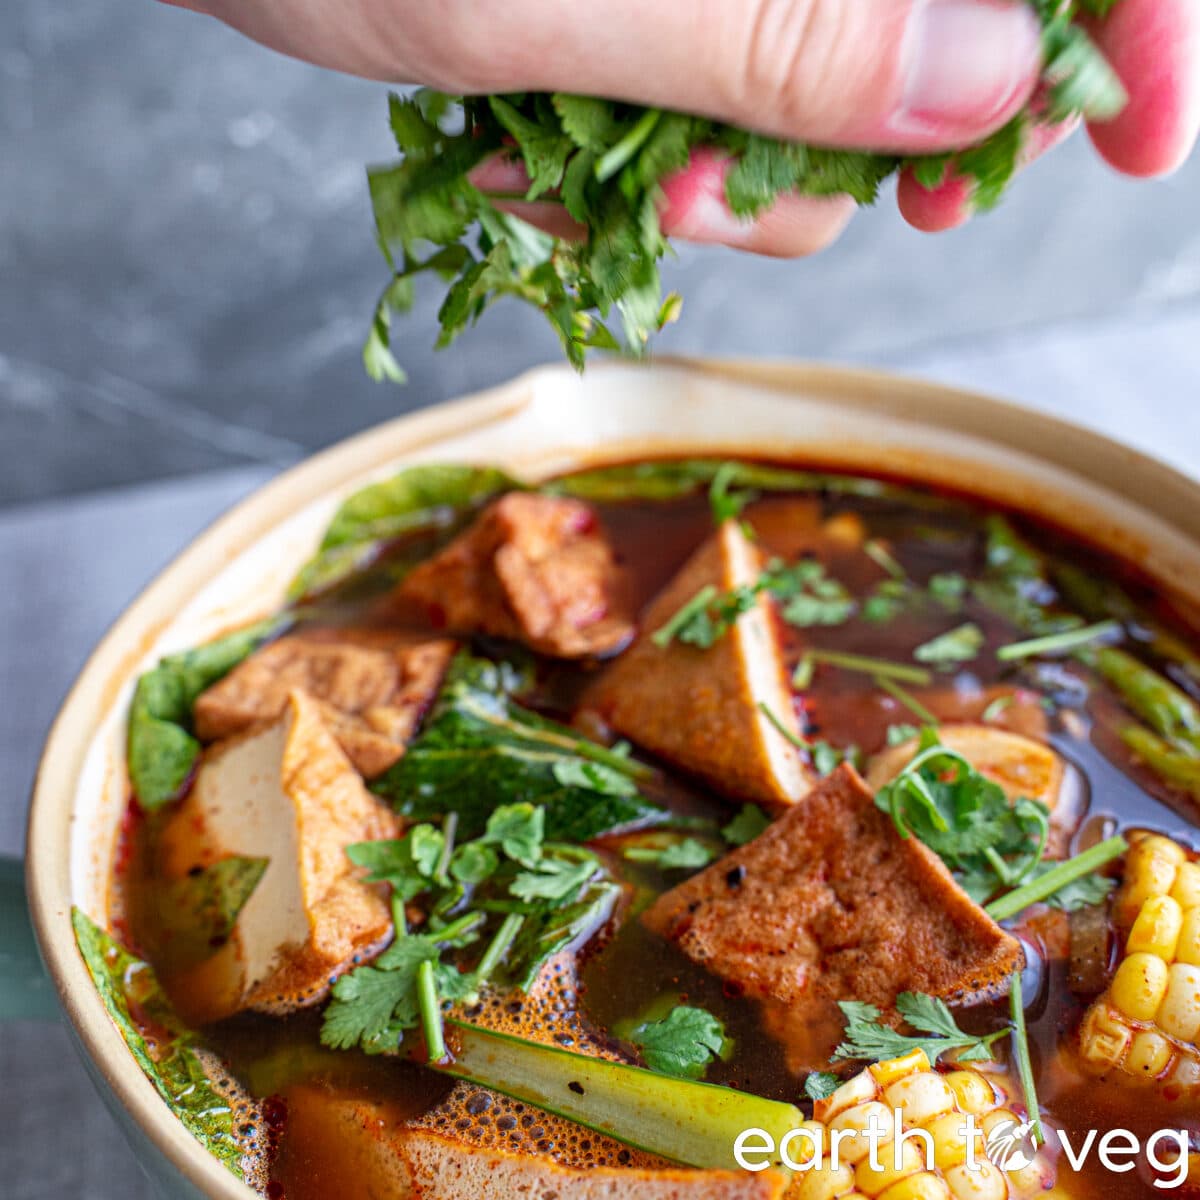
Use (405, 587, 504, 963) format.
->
(107, 458, 1200, 1200)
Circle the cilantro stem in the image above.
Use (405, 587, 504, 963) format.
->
(875, 676, 940, 725)
(757, 702, 808, 750)
(391, 892, 409, 938)
(594, 108, 663, 182)
(1008, 970, 1043, 1146)
(997, 619, 1123, 662)
(435, 812, 458, 885)
(416, 959, 447, 1064)
(802, 650, 932, 686)
(653, 586, 718, 649)
(474, 913, 524, 989)
(427, 911, 487, 947)
(985, 836, 1128, 922)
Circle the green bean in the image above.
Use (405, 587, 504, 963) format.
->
(1092, 648, 1200, 751)
(1121, 725, 1200, 801)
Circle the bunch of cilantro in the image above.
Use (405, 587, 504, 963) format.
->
(363, 0, 1126, 379)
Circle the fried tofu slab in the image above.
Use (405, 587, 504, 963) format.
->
(279, 1087, 787, 1200)
(162, 690, 397, 1022)
(643, 764, 1023, 1021)
(194, 634, 454, 778)
(586, 521, 812, 808)
(398, 493, 634, 659)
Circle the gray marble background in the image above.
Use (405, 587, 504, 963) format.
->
(2, 0, 1199, 1196)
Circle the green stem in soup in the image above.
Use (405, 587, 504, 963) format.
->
(799, 650, 932, 686)
(416, 959, 447, 1064)
(984, 836, 1127, 921)
(874, 678, 941, 726)
(438, 1019, 801, 1172)
(996, 619, 1123, 662)
(1009, 970, 1044, 1146)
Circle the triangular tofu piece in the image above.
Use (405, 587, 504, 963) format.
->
(162, 690, 397, 1022)
(586, 521, 812, 808)
(643, 764, 1023, 1020)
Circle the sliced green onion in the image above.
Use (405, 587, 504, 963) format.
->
(875, 676, 940, 726)
(997, 620, 1123, 662)
(472, 913, 524, 992)
(1008, 970, 1044, 1146)
(985, 836, 1128, 922)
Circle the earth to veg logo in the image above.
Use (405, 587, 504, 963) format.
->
(983, 1116, 1038, 1171)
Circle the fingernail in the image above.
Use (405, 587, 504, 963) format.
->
(897, 0, 1042, 138)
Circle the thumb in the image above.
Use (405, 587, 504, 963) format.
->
(436, 0, 1044, 154)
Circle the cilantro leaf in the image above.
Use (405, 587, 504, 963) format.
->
(914, 623, 985, 666)
(833, 994, 1006, 1066)
(628, 1006, 730, 1079)
(804, 1072, 841, 1102)
(510, 855, 599, 903)
(722, 804, 771, 847)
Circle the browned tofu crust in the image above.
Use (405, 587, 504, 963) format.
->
(642, 764, 1023, 1019)
(585, 523, 812, 808)
(193, 634, 454, 778)
(398, 493, 634, 659)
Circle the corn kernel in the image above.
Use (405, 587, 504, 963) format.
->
(1005, 1154, 1056, 1194)
(922, 1113, 972, 1171)
(854, 1137, 928, 1197)
(818, 1071, 879, 1123)
(943, 1070, 996, 1116)
(795, 1161, 855, 1200)
(1170, 1054, 1200, 1089)
(1178, 907, 1200, 967)
(979, 1108, 1020, 1141)
(883, 1072, 956, 1127)
(870, 1050, 931, 1089)
(1158, 963, 1200, 1043)
(1170, 863, 1200, 910)
(1126, 1029, 1174, 1080)
(878, 1173, 950, 1200)
(1078, 1002, 1133, 1068)
(1118, 840, 1184, 925)
(828, 1102, 895, 1167)
(1128, 895, 1185, 960)
(944, 1161, 1006, 1200)
(1112, 952, 1171, 1021)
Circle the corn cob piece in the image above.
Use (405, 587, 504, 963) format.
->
(790, 1050, 1056, 1200)
(1078, 833, 1200, 1095)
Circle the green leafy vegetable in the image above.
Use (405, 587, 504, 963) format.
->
(804, 1072, 841, 1102)
(622, 834, 719, 871)
(289, 464, 517, 600)
(875, 730, 1051, 904)
(914, 622, 985, 667)
(652, 584, 758, 649)
(127, 617, 286, 810)
(721, 804, 771, 847)
(767, 560, 856, 629)
(627, 1006, 730, 1080)
(707, 462, 757, 526)
(373, 652, 660, 841)
(72, 909, 245, 1176)
(834, 992, 1007, 1065)
(363, 12, 1126, 374)
(158, 856, 268, 966)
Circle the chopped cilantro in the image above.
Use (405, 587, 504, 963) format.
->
(721, 805, 771, 847)
(834, 993, 1007, 1066)
(628, 1005, 730, 1080)
(914, 623, 985, 667)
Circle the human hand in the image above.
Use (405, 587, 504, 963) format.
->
(165, 0, 1198, 254)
